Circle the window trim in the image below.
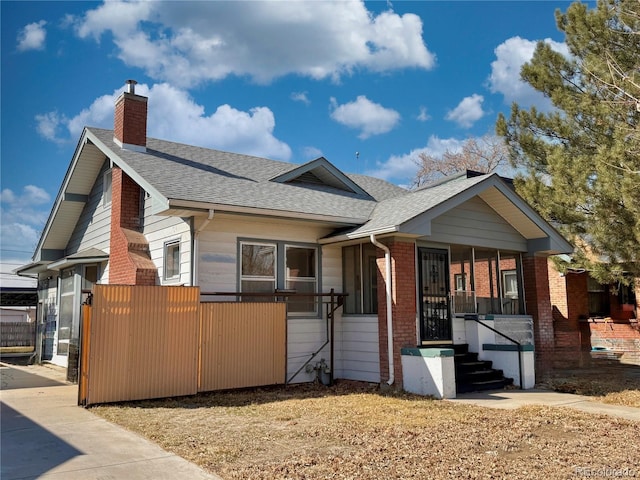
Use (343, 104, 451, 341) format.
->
(238, 238, 321, 317)
(163, 239, 181, 282)
(239, 241, 277, 294)
(502, 270, 518, 298)
(103, 169, 112, 208)
(342, 243, 378, 315)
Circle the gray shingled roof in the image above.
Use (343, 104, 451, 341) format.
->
(89, 128, 407, 222)
(344, 174, 490, 236)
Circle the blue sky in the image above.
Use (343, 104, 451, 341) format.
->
(1, 0, 577, 283)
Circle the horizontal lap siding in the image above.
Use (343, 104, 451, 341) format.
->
(143, 199, 192, 285)
(335, 315, 380, 382)
(66, 161, 111, 273)
(197, 215, 344, 384)
(429, 197, 527, 251)
(287, 316, 330, 383)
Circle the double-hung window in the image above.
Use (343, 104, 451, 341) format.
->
(240, 241, 318, 315)
(241, 242, 276, 296)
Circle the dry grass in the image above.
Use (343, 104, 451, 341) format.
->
(92, 381, 640, 480)
(540, 363, 640, 408)
(0, 346, 34, 354)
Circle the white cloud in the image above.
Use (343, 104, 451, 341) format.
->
(417, 106, 430, 122)
(291, 92, 311, 105)
(1, 186, 52, 262)
(35, 111, 67, 144)
(366, 135, 464, 184)
(35, 82, 292, 160)
(70, 1, 435, 86)
(302, 146, 323, 160)
(16, 20, 47, 52)
(330, 96, 400, 139)
(446, 94, 485, 128)
(488, 36, 569, 108)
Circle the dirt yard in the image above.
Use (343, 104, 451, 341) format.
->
(92, 380, 640, 480)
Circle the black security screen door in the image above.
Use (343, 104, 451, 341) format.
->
(418, 248, 452, 343)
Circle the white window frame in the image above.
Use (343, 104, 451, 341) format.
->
(164, 239, 181, 282)
(103, 169, 112, 208)
(502, 270, 518, 298)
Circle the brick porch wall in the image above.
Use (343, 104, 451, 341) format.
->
(548, 261, 585, 367)
(522, 255, 554, 375)
(587, 320, 640, 365)
(377, 239, 417, 389)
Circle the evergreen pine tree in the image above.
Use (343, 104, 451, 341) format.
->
(497, 0, 640, 282)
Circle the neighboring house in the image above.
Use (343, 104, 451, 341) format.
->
(0, 307, 35, 323)
(549, 261, 640, 365)
(17, 82, 573, 390)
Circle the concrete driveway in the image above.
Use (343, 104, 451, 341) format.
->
(1, 362, 221, 480)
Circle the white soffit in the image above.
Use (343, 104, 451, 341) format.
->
(479, 186, 546, 239)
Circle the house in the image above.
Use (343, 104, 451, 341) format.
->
(548, 260, 640, 366)
(17, 81, 573, 394)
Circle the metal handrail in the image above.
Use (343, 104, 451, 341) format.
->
(464, 314, 524, 389)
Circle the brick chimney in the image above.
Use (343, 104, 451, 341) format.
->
(113, 79, 147, 152)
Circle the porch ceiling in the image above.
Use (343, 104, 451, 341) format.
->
(39, 138, 107, 255)
(478, 187, 546, 240)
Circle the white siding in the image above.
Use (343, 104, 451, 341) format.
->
(142, 198, 192, 286)
(428, 197, 528, 251)
(197, 214, 365, 384)
(197, 215, 334, 292)
(334, 314, 380, 382)
(66, 161, 112, 256)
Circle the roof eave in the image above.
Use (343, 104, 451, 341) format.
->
(167, 199, 369, 226)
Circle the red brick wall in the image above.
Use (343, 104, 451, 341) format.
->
(588, 320, 640, 365)
(548, 261, 584, 367)
(114, 92, 147, 147)
(108, 167, 157, 285)
(522, 255, 554, 374)
(377, 239, 417, 389)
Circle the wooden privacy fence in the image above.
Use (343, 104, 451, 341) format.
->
(79, 285, 286, 406)
(0, 322, 36, 347)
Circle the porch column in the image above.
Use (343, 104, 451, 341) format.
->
(377, 239, 417, 389)
(522, 255, 554, 375)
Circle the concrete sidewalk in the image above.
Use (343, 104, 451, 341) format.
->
(1, 362, 221, 480)
(449, 388, 640, 421)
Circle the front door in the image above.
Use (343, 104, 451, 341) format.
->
(418, 248, 452, 343)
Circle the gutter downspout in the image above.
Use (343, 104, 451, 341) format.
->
(193, 209, 214, 286)
(370, 234, 394, 386)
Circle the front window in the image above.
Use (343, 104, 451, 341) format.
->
(164, 240, 181, 281)
(240, 241, 319, 314)
(342, 243, 378, 314)
(286, 246, 317, 313)
(588, 277, 609, 317)
(241, 243, 276, 297)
